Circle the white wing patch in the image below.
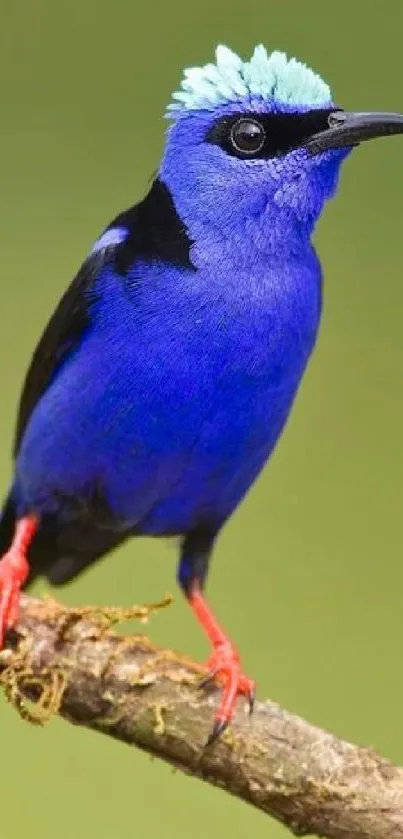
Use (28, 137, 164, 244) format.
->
(90, 227, 128, 256)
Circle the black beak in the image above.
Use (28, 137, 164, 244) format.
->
(306, 110, 403, 155)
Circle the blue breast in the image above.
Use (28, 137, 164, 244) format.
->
(15, 246, 322, 535)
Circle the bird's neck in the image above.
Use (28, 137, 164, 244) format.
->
(156, 176, 317, 269)
(191, 205, 315, 270)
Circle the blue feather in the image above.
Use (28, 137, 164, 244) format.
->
(4, 42, 399, 735)
(10, 69, 351, 557)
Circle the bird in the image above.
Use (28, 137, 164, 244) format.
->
(1, 44, 403, 742)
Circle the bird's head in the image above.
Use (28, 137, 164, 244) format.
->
(160, 46, 403, 255)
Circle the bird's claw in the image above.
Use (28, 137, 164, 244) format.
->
(205, 717, 229, 746)
(199, 642, 256, 745)
(198, 667, 219, 690)
(248, 684, 255, 715)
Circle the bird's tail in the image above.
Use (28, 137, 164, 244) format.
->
(0, 493, 132, 588)
(0, 494, 17, 558)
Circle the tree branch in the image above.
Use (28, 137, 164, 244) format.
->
(0, 595, 402, 839)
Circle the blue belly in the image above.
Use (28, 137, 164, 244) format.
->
(14, 257, 321, 534)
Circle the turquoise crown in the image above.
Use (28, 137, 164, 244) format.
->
(167, 45, 332, 116)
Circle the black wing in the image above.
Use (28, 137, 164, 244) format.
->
(13, 179, 194, 456)
(13, 246, 116, 456)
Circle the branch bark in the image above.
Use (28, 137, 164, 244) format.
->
(0, 595, 402, 839)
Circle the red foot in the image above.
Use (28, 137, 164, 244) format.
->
(202, 642, 255, 744)
(188, 585, 255, 744)
(0, 515, 37, 647)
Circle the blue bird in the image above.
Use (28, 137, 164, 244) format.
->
(1, 45, 403, 740)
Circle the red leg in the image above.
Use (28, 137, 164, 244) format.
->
(188, 584, 255, 743)
(0, 515, 38, 646)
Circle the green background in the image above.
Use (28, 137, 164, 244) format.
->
(1, 1, 403, 836)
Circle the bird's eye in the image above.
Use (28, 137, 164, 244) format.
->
(230, 119, 266, 155)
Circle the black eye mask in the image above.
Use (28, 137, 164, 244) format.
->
(206, 110, 339, 159)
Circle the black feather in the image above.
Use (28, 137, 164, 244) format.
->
(109, 178, 195, 274)
(25, 487, 133, 587)
(13, 179, 193, 455)
(3, 179, 193, 585)
(0, 496, 17, 558)
(13, 246, 116, 456)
